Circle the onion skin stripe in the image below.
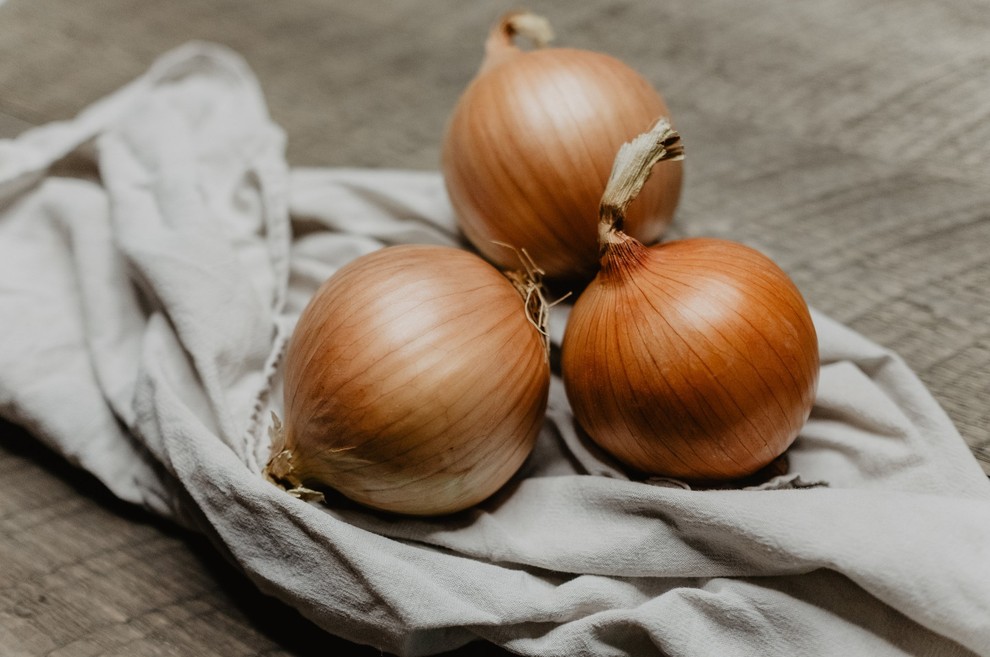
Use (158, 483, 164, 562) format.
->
(644, 271, 807, 422)
(563, 236, 818, 482)
(442, 27, 681, 281)
(323, 319, 543, 478)
(278, 244, 550, 516)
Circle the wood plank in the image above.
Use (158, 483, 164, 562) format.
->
(0, 111, 34, 139)
(0, 421, 384, 656)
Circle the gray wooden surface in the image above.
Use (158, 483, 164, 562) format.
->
(2, 0, 988, 655)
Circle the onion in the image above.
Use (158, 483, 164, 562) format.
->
(266, 245, 550, 515)
(561, 121, 820, 482)
(442, 10, 683, 282)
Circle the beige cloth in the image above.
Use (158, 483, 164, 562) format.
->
(1, 44, 988, 656)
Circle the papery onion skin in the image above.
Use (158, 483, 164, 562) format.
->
(561, 235, 819, 482)
(277, 244, 550, 516)
(442, 13, 683, 282)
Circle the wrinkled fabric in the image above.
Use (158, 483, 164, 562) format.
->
(0, 44, 988, 657)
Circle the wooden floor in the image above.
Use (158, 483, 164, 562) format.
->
(2, 0, 988, 654)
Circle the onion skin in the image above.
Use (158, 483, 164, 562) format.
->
(442, 12, 683, 282)
(561, 236, 819, 482)
(275, 245, 550, 515)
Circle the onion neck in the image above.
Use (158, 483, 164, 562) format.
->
(480, 11, 554, 74)
(597, 118, 683, 233)
(595, 117, 683, 278)
(599, 227, 651, 279)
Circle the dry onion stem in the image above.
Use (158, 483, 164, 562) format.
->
(266, 245, 550, 515)
(442, 10, 683, 282)
(561, 124, 820, 482)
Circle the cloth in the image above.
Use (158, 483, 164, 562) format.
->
(1, 43, 988, 657)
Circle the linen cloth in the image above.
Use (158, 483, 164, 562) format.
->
(0, 43, 988, 657)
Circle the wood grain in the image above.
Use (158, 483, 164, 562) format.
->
(0, 422, 362, 657)
(1, 0, 988, 654)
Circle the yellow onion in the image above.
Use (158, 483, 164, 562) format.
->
(442, 10, 683, 282)
(266, 245, 550, 515)
(561, 121, 819, 482)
